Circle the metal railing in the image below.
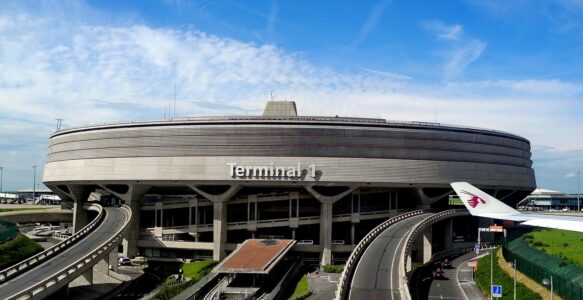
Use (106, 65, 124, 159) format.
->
(402, 209, 470, 273)
(0, 204, 104, 284)
(6, 205, 132, 300)
(52, 115, 527, 142)
(334, 210, 424, 300)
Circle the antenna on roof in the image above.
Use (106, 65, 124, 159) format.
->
(55, 119, 63, 131)
(173, 72, 177, 119)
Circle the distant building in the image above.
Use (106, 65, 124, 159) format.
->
(519, 188, 582, 210)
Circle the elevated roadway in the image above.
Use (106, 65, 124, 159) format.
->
(348, 213, 431, 299)
(0, 206, 131, 300)
(0, 205, 72, 223)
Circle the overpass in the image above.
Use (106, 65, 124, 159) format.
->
(336, 209, 471, 300)
(0, 206, 72, 223)
(0, 204, 131, 300)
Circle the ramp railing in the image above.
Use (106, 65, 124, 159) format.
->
(5, 205, 132, 300)
(335, 210, 424, 300)
(0, 203, 104, 284)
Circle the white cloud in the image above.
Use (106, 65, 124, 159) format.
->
(423, 20, 464, 41)
(566, 172, 578, 178)
(351, 0, 392, 47)
(443, 39, 487, 79)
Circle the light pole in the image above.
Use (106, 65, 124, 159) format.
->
(578, 171, 580, 212)
(0, 166, 3, 194)
(32, 165, 37, 203)
(490, 250, 493, 300)
(543, 276, 554, 300)
(508, 259, 517, 300)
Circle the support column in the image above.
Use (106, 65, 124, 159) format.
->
(213, 201, 228, 261)
(68, 185, 92, 234)
(319, 201, 333, 266)
(422, 226, 432, 263)
(305, 185, 358, 266)
(73, 201, 88, 233)
(351, 224, 355, 245)
(81, 268, 93, 284)
(99, 184, 150, 259)
(444, 219, 453, 250)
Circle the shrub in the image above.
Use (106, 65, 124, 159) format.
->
(322, 264, 344, 273)
(0, 233, 43, 270)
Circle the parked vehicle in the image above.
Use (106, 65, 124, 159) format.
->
(118, 257, 132, 266)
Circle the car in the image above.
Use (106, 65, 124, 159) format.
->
(442, 258, 452, 269)
(297, 240, 314, 245)
(433, 267, 445, 279)
(118, 257, 132, 266)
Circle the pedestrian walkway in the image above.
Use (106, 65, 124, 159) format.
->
(307, 270, 340, 300)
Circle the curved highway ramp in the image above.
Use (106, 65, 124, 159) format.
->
(0, 205, 131, 300)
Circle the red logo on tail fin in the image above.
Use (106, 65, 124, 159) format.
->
(460, 191, 486, 208)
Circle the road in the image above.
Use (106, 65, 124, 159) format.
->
(349, 214, 430, 300)
(0, 207, 127, 299)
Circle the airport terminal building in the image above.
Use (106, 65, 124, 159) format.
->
(43, 101, 536, 265)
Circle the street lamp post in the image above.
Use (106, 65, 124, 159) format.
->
(0, 166, 3, 194)
(578, 171, 580, 213)
(32, 165, 37, 203)
(543, 276, 554, 300)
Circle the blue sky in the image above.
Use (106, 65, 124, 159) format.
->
(0, 0, 582, 193)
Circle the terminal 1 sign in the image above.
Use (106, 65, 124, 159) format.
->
(228, 163, 318, 180)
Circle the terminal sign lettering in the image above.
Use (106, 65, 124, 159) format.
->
(228, 163, 317, 179)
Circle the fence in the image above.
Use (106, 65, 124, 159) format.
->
(0, 220, 17, 243)
(503, 236, 583, 299)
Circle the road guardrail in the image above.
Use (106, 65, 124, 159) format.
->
(5, 205, 132, 300)
(334, 210, 424, 300)
(0, 203, 104, 284)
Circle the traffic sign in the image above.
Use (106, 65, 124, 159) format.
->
(475, 243, 480, 254)
(492, 285, 502, 298)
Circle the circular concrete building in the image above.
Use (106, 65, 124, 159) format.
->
(43, 101, 536, 264)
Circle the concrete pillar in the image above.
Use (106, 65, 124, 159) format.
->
(213, 201, 228, 261)
(73, 201, 88, 233)
(98, 184, 149, 259)
(319, 201, 333, 266)
(123, 196, 142, 258)
(81, 268, 93, 284)
(422, 226, 432, 263)
(444, 219, 453, 250)
(305, 185, 358, 266)
(351, 224, 355, 245)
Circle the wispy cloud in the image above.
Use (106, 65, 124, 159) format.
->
(351, 0, 392, 48)
(566, 172, 579, 178)
(423, 20, 464, 41)
(443, 39, 487, 79)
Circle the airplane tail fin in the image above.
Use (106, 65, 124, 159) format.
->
(450, 182, 519, 217)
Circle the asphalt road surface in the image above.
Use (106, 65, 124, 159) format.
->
(0, 207, 127, 299)
(349, 213, 430, 300)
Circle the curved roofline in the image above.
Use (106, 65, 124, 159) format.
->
(50, 115, 529, 143)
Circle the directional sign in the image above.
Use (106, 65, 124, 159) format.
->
(492, 285, 502, 298)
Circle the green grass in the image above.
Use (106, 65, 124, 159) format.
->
(182, 260, 217, 280)
(322, 264, 344, 273)
(289, 274, 312, 300)
(448, 196, 464, 206)
(0, 207, 51, 213)
(527, 229, 583, 268)
(0, 233, 44, 270)
(475, 250, 541, 300)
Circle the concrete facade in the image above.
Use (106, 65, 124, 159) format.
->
(42, 102, 536, 265)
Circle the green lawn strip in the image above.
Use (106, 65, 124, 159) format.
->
(182, 260, 218, 280)
(0, 207, 52, 213)
(475, 249, 541, 300)
(0, 233, 44, 270)
(290, 274, 312, 300)
(527, 229, 583, 268)
(322, 264, 344, 273)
